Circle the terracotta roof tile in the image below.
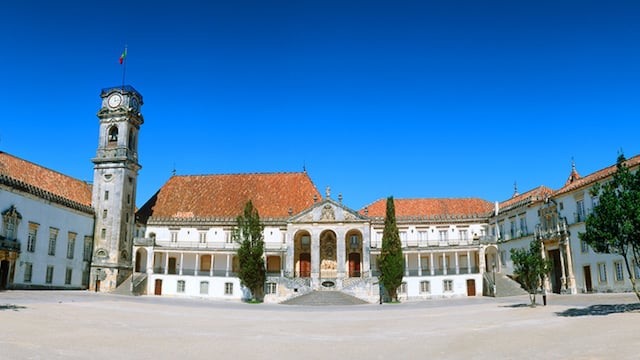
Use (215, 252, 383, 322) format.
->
(554, 154, 640, 196)
(361, 198, 493, 219)
(138, 172, 321, 221)
(498, 186, 553, 213)
(0, 152, 92, 207)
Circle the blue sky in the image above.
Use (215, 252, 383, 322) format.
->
(1, 1, 639, 210)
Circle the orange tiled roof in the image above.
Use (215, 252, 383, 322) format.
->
(554, 154, 640, 196)
(498, 186, 553, 213)
(362, 198, 493, 219)
(138, 172, 321, 221)
(0, 151, 92, 208)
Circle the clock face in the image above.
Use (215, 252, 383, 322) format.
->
(108, 94, 122, 108)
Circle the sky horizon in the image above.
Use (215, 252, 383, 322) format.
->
(2, 1, 639, 210)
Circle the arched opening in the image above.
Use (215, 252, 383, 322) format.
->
(346, 230, 363, 277)
(128, 129, 135, 150)
(108, 126, 118, 146)
(135, 248, 147, 273)
(294, 231, 311, 278)
(320, 230, 337, 279)
(485, 245, 499, 273)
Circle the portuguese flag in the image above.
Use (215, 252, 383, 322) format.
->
(119, 48, 127, 64)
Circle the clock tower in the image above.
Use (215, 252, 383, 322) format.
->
(90, 86, 143, 292)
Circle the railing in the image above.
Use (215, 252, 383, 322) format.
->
(0, 236, 20, 251)
(535, 222, 568, 241)
(134, 237, 155, 246)
(150, 240, 285, 251)
(375, 237, 481, 248)
(374, 267, 480, 277)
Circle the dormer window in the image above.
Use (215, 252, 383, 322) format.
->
(108, 126, 118, 146)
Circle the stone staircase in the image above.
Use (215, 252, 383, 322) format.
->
(281, 290, 369, 306)
(485, 272, 528, 297)
(112, 273, 147, 296)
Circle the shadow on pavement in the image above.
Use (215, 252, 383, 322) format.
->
(501, 303, 537, 308)
(556, 303, 640, 317)
(0, 304, 27, 311)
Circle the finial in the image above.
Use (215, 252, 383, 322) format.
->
(325, 186, 331, 198)
(338, 193, 343, 203)
(513, 181, 519, 197)
(288, 207, 293, 216)
(571, 157, 576, 172)
(313, 194, 318, 203)
(364, 207, 369, 216)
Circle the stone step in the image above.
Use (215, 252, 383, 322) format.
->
(281, 290, 369, 306)
(494, 272, 528, 297)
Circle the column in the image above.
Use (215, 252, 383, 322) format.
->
(478, 246, 486, 275)
(565, 239, 576, 294)
(430, 252, 435, 276)
(179, 252, 184, 276)
(280, 253, 285, 277)
(559, 245, 567, 291)
(336, 229, 346, 279)
(311, 230, 320, 288)
(209, 253, 214, 276)
(285, 228, 295, 277)
(418, 252, 422, 276)
(362, 224, 371, 277)
(164, 252, 169, 275)
(466, 251, 471, 274)
(442, 253, 447, 275)
(147, 249, 154, 274)
(405, 253, 410, 276)
(194, 253, 199, 276)
(225, 254, 230, 277)
(455, 251, 459, 275)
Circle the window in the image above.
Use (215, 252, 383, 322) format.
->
(104, 190, 109, 200)
(614, 261, 624, 282)
(420, 281, 430, 293)
(226, 231, 233, 244)
(46, 266, 54, 284)
(598, 263, 607, 283)
(200, 281, 209, 295)
(170, 231, 178, 243)
(224, 282, 234, 295)
(439, 230, 448, 242)
(67, 232, 76, 259)
(177, 280, 186, 293)
(265, 282, 277, 295)
(83, 236, 93, 261)
(27, 222, 38, 252)
(580, 240, 589, 253)
(443, 279, 454, 292)
(576, 199, 585, 222)
(418, 230, 428, 242)
(460, 230, 468, 241)
(2, 205, 21, 240)
(199, 231, 207, 244)
(398, 282, 407, 294)
(591, 196, 599, 209)
(498, 222, 504, 239)
(510, 220, 517, 238)
(102, 210, 108, 219)
(24, 262, 33, 282)
(349, 235, 359, 250)
(101, 228, 106, 239)
(108, 126, 118, 144)
(48, 228, 59, 256)
(65, 268, 72, 285)
(519, 217, 528, 236)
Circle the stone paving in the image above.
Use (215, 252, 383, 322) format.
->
(1, 290, 639, 359)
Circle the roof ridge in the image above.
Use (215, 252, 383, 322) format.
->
(172, 171, 310, 178)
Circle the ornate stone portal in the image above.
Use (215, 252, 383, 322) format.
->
(320, 231, 337, 278)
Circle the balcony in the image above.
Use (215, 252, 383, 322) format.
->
(0, 235, 20, 252)
(134, 237, 155, 246)
(154, 240, 239, 250)
(535, 222, 568, 241)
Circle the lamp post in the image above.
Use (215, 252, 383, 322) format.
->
(492, 261, 497, 297)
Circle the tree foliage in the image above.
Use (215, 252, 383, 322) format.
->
(378, 196, 404, 302)
(510, 239, 552, 307)
(233, 200, 266, 302)
(580, 154, 640, 301)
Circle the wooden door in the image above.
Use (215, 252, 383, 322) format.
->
(466, 279, 476, 296)
(583, 266, 593, 292)
(168, 257, 177, 274)
(299, 253, 311, 277)
(349, 253, 361, 277)
(200, 255, 212, 272)
(154, 279, 162, 295)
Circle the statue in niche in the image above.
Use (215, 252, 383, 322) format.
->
(321, 204, 335, 221)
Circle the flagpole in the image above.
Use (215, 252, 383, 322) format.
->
(121, 45, 128, 91)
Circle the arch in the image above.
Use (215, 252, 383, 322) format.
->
(345, 229, 363, 277)
(294, 230, 311, 278)
(108, 126, 118, 146)
(135, 248, 148, 273)
(319, 230, 337, 279)
(485, 245, 499, 273)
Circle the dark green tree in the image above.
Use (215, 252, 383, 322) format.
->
(378, 196, 404, 302)
(233, 200, 266, 302)
(580, 154, 640, 301)
(510, 239, 552, 307)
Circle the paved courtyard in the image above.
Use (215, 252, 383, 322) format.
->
(1, 291, 639, 359)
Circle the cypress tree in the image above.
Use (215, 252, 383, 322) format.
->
(378, 196, 404, 302)
(234, 200, 266, 302)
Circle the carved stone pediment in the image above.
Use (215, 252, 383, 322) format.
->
(289, 199, 368, 224)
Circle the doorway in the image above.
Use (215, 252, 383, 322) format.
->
(168, 257, 177, 275)
(299, 253, 311, 277)
(548, 249, 562, 294)
(0, 260, 10, 290)
(466, 279, 476, 296)
(154, 279, 162, 295)
(583, 265, 593, 293)
(348, 253, 361, 277)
